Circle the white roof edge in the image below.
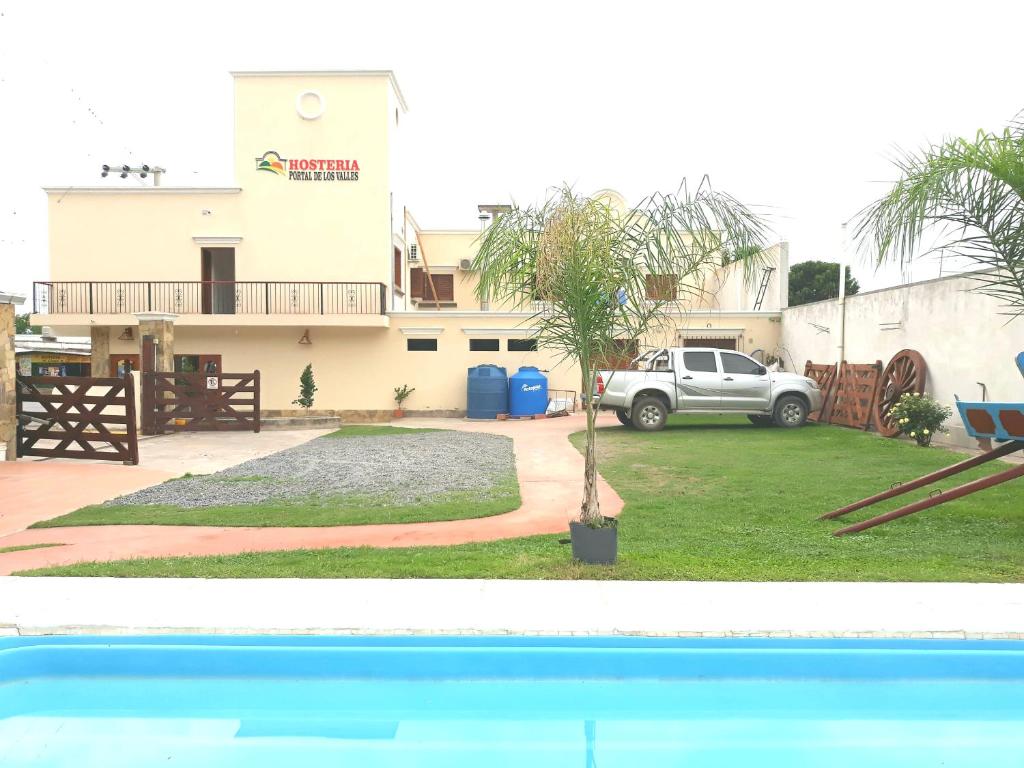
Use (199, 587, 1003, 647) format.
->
(0, 291, 27, 305)
(388, 311, 536, 318)
(230, 69, 408, 112)
(43, 187, 242, 195)
(675, 309, 782, 317)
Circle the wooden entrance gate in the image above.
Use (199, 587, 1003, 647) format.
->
(15, 375, 139, 464)
(142, 371, 260, 434)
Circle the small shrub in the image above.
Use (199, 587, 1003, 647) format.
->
(394, 385, 415, 408)
(889, 392, 951, 446)
(292, 363, 317, 412)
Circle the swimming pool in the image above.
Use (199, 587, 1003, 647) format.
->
(2, 635, 1023, 766)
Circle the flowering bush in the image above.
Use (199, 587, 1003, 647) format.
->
(889, 392, 952, 446)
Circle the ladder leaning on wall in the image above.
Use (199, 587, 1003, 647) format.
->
(752, 266, 776, 311)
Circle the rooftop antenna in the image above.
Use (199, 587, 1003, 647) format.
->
(101, 164, 165, 186)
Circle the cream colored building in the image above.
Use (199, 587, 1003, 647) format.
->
(33, 70, 788, 418)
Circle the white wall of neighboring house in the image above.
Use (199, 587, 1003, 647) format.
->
(781, 272, 1024, 449)
(696, 242, 789, 313)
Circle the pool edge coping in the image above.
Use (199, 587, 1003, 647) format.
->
(4, 626, 1024, 640)
(4, 577, 1024, 640)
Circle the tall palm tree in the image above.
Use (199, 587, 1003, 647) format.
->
(855, 118, 1024, 319)
(473, 182, 769, 527)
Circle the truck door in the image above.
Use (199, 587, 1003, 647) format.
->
(718, 351, 771, 409)
(676, 350, 722, 408)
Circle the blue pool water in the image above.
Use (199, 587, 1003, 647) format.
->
(2, 635, 1024, 766)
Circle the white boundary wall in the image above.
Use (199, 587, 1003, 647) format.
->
(781, 273, 1023, 449)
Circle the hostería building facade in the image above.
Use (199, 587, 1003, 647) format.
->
(32, 70, 789, 418)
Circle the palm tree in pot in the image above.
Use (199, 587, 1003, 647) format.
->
(472, 183, 769, 564)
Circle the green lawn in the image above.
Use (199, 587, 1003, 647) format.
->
(0, 543, 64, 555)
(30, 482, 520, 529)
(20, 415, 1024, 581)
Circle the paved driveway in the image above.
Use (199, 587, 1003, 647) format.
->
(0, 415, 623, 574)
(133, 428, 335, 475)
(0, 429, 331, 538)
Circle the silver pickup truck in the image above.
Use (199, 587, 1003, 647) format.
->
(596, 347, 823, 431)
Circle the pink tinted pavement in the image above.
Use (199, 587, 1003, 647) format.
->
(0, 413, 623, 574)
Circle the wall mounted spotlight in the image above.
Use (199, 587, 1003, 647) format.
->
(101, 164, 166, 185)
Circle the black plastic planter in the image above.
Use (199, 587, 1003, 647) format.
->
(569, 518, 618, 565)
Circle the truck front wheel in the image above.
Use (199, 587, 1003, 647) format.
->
(773, 395, 808, 428)
(615, 409, 632, 427)
(631, 396, 668, 431)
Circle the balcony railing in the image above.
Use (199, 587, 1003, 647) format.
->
(34, 281, 387, 316)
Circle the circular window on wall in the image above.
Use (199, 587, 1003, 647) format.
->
(296, 90, 325, 120)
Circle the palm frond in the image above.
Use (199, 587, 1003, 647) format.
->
(854, 123, 1024, 319)
(472, 182, 771, 372)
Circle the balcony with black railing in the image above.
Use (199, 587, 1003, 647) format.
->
(34, 281, 388, 316)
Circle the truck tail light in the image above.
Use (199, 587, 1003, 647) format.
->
(596, 373, 605, 395)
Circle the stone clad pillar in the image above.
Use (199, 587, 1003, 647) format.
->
(90, 326, 111, 377)
(134, 312, 177, 372)
(0, 292, 27, 461)
(135, 314, 177, 436)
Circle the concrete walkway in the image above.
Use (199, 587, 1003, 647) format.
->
(3, 578, 1023, 639)
(0, 462, 174, 539)
(0, 414, 622, 574)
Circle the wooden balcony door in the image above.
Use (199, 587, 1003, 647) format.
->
(201, 247, 236, 314)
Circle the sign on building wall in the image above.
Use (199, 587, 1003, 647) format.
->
(16, 352, 91, 377)
(256, 150, 360, 182)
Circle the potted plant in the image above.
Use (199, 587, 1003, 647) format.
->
(888, 392, 952, 446)
(393, 385, 414, 418)
(472, 183, 768, 564)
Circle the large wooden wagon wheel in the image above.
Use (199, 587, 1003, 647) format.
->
(873, 349, 927, 436)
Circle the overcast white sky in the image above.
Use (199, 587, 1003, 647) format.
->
(3, 0, 1024, 306)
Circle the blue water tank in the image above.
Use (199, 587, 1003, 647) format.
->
(467, 364, 508, 419)
(509, 366, 548, 416)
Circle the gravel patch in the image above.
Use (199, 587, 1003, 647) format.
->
(106, 431, 516, 509)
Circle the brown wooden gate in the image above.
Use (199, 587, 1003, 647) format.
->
(828, 361, 883, 429)
(802, 361, 838, 422)
(16, 375, 139, 464)
(142, 371, 260, 434)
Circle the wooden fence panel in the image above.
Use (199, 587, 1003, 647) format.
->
(16, 375, 139, 464)
(828, 361, 883, 430)
(803, 361, 838, 422)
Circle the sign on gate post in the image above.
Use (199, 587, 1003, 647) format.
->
(206, 376, 219, 390)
